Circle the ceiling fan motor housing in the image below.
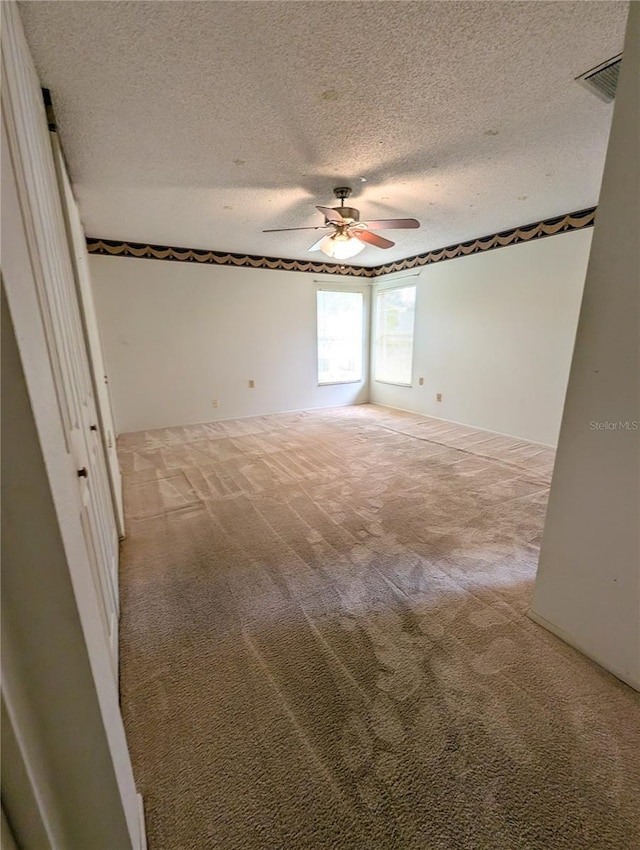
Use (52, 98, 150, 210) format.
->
(331, 206, 359, 223)
(328, 186, 360, 223)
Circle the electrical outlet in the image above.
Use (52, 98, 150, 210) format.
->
(248, 379, 255, 389)
(436, 393, 442, 402)
(212, 399, 219, 408)
(419, 377, 424, 386)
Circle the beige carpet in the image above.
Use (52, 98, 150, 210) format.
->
(118, 404, 639, 850)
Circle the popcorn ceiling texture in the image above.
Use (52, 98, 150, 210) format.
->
(19, 0, 628, 266)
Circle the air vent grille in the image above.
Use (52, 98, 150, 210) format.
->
(576, 54, 622, 102)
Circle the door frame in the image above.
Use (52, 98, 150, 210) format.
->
(1, 3, 145, 847)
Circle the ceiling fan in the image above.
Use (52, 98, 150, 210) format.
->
(263, 187, 420, 260)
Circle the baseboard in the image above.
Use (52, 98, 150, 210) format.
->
(370, 401, 557, 449)
(527, 608, 640, 693)
(137, 793, 147, 850)
(119, 398, 371, 435)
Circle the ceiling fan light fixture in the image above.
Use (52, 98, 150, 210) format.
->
(320, 232, 365, 260)
(264, 187, 418, 256)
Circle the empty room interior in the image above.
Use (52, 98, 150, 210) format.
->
(2, 1, 639, 849)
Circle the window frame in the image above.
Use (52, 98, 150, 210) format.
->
(315, 286, 367, 387)
(373, 281, 418, 388)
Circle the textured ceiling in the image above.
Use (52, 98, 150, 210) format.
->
(20, 0, 628, 266)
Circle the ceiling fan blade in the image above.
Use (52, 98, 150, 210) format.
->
(316, 205, 345, 224)
(356, 230, 395, 249)
(362, 218, 420, 230)
(262, 226, 328, 233)
(307, 235, 328, 252)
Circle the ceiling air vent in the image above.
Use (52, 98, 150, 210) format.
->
(576, 54, 622, 102)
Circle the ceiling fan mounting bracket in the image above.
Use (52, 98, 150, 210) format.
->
(333, 186, 352, 203)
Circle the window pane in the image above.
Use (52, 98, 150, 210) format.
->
(317, 290, 364, 384)
(374, 285, 416, 385)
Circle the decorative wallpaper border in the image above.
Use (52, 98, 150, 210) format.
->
(86, 207, 596, 279)
(369, 207, 596, 276)
(85, 239, 375, 278)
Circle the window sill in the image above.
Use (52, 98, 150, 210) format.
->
(318, 379, 363, 387)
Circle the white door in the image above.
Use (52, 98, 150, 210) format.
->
(2, 17, 119, 676)
(52, 133, 125, 538)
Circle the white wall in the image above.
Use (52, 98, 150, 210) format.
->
(92, 229, 590, 441)
(90, 257, 370, 433)
(371, 229, 592, 446)
(531, 2, 639, 690)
